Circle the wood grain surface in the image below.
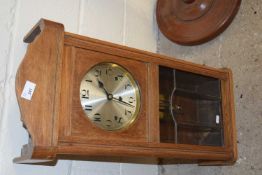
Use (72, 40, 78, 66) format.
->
(14, 19, 237, 165)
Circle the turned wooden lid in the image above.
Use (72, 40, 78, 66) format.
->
(156, 0, 241, 45)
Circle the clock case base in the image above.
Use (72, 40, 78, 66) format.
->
(14, 19, 237, 166)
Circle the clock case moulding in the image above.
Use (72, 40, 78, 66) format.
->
(14, 19, 237, 166)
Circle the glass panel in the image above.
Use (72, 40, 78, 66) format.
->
(159, 66, 224, 146)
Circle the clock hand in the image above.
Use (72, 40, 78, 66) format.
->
(112, 97, 135, 108)
(97, 79, 134, 108)
(97, 79, 113, 100)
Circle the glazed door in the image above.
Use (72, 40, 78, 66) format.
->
(159, 66, 224, 146)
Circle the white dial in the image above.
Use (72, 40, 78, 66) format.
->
(80, 63, 141, 131)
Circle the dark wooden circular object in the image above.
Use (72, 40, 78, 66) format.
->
(156, 0, 241, 45)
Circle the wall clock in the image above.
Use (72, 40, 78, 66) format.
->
(14, 19, 237, 165)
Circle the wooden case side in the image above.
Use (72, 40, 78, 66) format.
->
(222, 68, 238, 164)
(148, 63, 160, 143)
(14, 19, 64, 163)
(227, 69, 238, 163)
(199, 68, 237, 165)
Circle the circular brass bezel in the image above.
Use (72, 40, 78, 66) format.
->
(79, 62, 141, 131)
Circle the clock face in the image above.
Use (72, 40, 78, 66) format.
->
(80, 63, 141, 131)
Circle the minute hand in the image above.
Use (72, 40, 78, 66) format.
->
(112, 97, 135, 108)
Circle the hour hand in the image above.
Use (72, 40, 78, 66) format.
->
(97, 79, 113, 100)
(97, 79, 107, 94)
(112, 96, 135, 108)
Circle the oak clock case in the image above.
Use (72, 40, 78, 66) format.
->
(14, 19, 237, 165)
